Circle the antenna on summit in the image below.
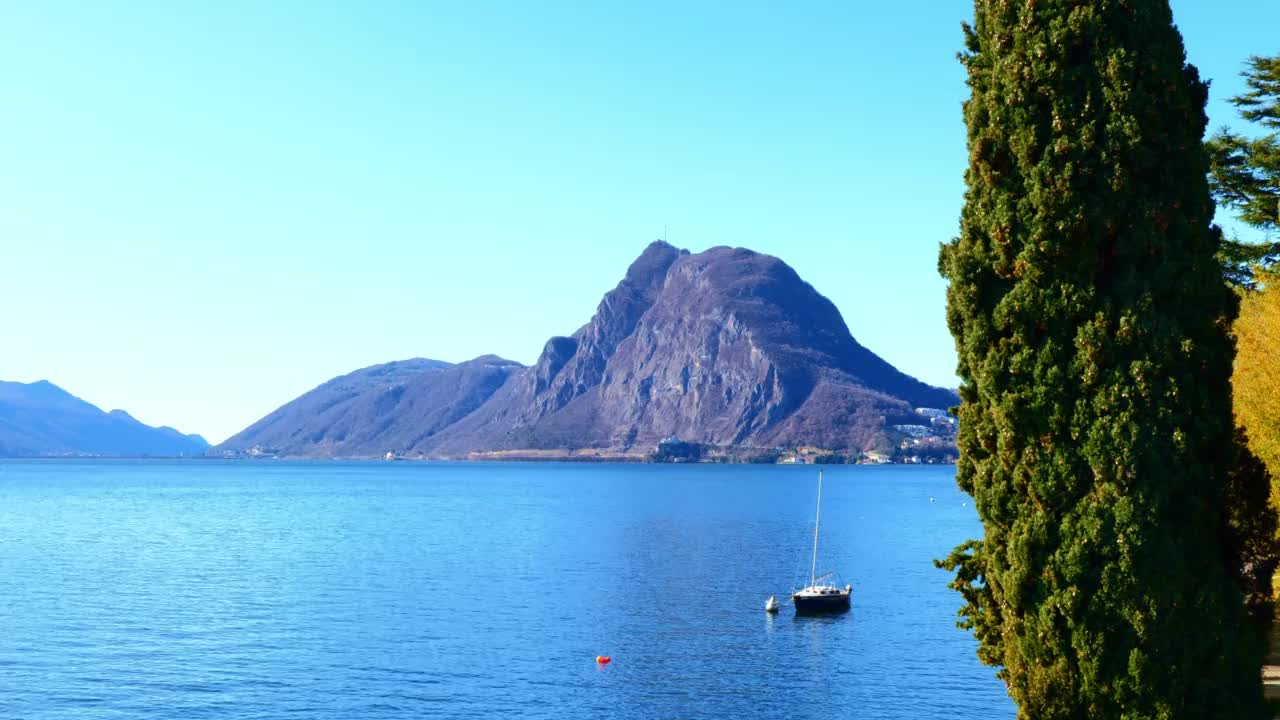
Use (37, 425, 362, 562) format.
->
(663, 224, 668, 244)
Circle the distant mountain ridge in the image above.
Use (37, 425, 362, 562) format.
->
(220, 242, 957, 458)
(0, 380, 209, 457)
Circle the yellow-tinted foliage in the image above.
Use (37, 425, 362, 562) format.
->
(1235, 274, 1280, 498)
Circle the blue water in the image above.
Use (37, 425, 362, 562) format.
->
(0, 460, 1013, 719)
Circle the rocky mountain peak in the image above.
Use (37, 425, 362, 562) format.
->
(218, 241, 957, 458)
(527, 240, 686, 415)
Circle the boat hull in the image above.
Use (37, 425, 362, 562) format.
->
(792, 591, 851, 615)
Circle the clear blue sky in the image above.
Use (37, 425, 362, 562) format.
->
(2, 1, 1275, 443)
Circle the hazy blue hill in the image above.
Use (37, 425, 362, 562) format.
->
(0, 380, 210, 457)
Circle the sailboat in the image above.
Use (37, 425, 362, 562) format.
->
(792, 469, 851, 614)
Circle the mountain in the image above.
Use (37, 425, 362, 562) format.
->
(221, 356, 523, 456)
(219, 242, 958, 458)
(0, 380, 209, 456)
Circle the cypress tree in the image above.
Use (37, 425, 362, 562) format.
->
(937, 2, 1277, 717)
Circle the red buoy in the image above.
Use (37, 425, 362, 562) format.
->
(596, 655, 611, 664)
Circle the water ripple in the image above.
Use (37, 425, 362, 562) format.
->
(0, 459, 1013, 719)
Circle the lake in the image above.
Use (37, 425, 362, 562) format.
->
(0, 460, 1014, 719)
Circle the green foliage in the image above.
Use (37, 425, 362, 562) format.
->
(1207, 55, 1280, 287)
(938, 2, 1278, 717)
(1217, 234, 1279, 289)
(650, 439, 704, 463)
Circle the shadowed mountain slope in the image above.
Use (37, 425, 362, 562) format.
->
(219, 357, 523, 456)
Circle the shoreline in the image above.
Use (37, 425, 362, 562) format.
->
(0, 453, 955, 465)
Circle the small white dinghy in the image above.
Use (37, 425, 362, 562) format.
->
(765, 595, 779, 613)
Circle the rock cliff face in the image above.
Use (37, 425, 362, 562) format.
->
(531, 240, 683, 417)
(219, 242, 956, 457)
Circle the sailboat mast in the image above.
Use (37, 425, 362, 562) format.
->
(811, 469, 823, 586)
